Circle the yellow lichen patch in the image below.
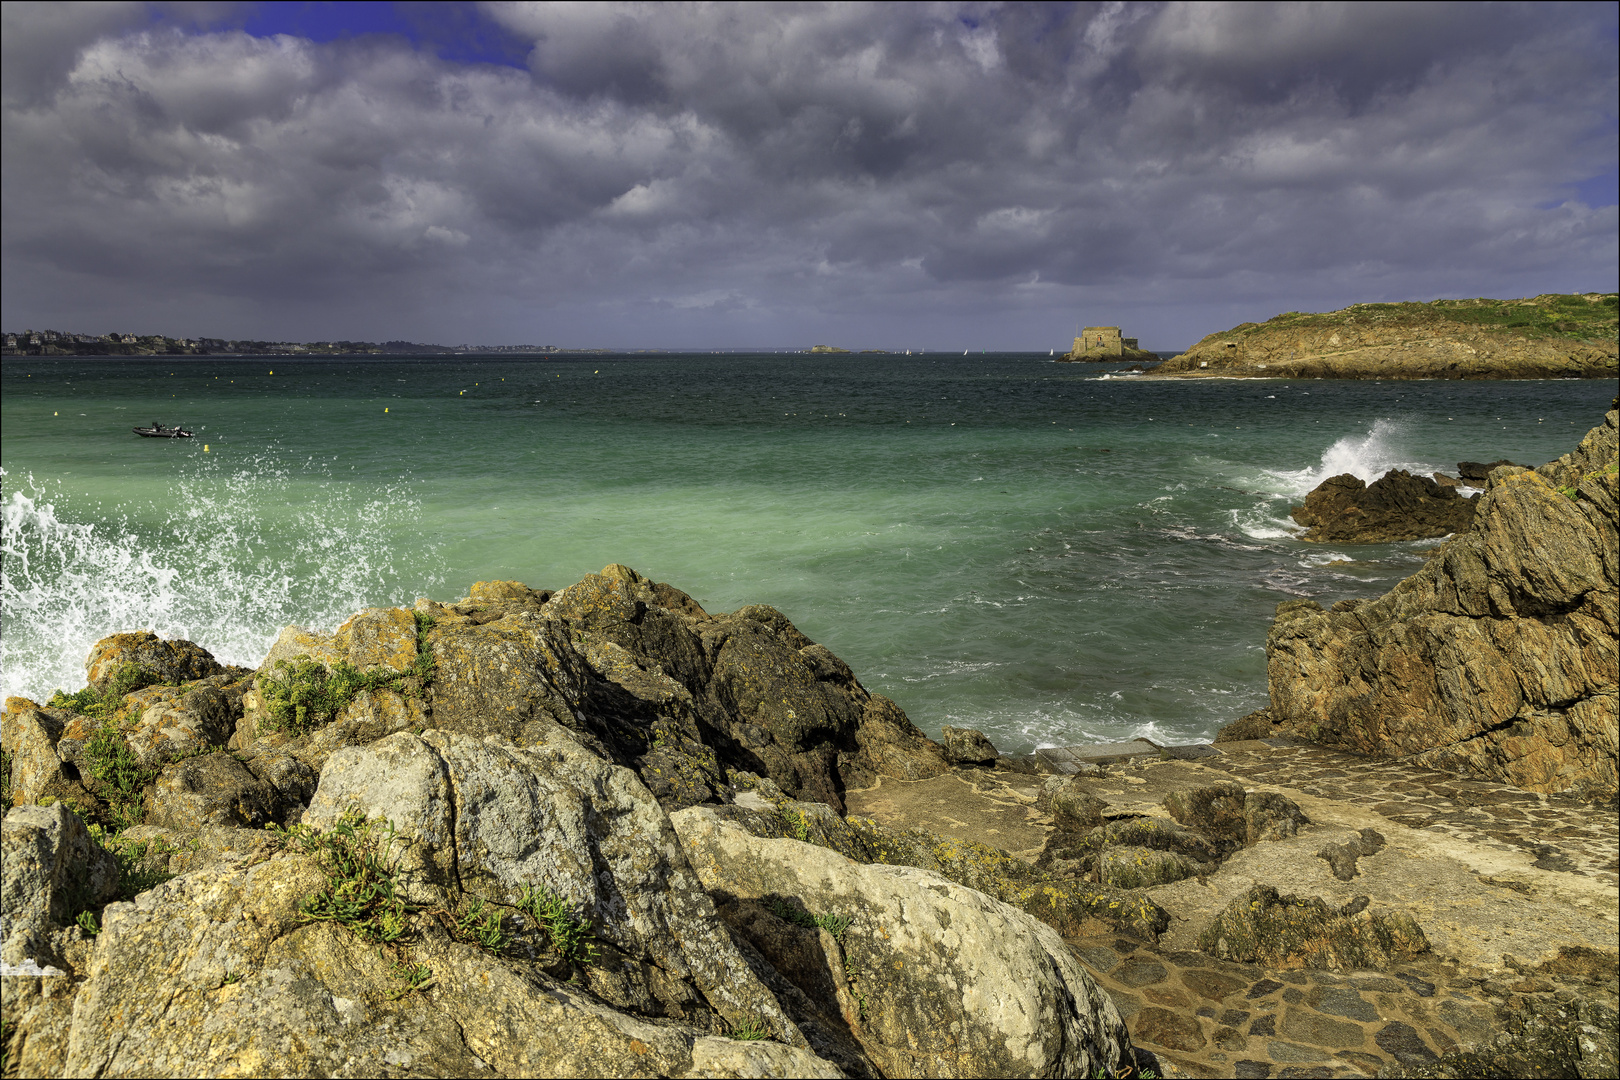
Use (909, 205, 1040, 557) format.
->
(334, 608, 418, 673)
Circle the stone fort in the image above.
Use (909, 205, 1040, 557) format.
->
(1070, 326, 1141, 359)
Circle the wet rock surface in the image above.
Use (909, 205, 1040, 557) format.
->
(1264, 410, 1619, 803)
(1290, 469, 1479, 543)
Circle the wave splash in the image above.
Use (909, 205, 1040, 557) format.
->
(1, 458, 441, 702)
(1265, 418, 1439, 496)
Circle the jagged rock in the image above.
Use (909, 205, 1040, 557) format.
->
(1, 803, 121, 969)
(940, 725, 998, 765)
(1164, 781, 1249, 845)
(145, 752, 280, 832)
(1048, 779, 1107, 831)
(1097, 845, 1202, 889)
(83, 631, 225, 692)
(1256, 411, 1620, 801)
(1290, 469, 1479, 542)
(117, 671, 245, 764)
(1199, 884, 1429, 971)
(1245, 790, 1310, 843)
(1, 702, 91, 810)
(849, 693, 949, 782)
(301, 724, 807, 1041)
(672, 804, 1135, 1078)
(1458, 459, 1524, 483)
(57, 851, 839, 1079)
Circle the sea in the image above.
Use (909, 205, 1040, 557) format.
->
(1, 352, 1610, 755)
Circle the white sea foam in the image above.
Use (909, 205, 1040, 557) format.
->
(1265, 418, 1440, 496)
(1, 461, 441, 702)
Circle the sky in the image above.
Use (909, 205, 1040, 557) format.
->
(2, 1, 1616, 351)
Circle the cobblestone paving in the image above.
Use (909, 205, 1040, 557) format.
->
(1064, 933, 1617, 1079)
(1193, 740, 1619, 886)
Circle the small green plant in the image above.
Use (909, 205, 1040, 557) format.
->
(258, 639, 436, 737)
(76, 910, 100, 936)
(727, 1018, 771, 1041)
(47, 662, 166, 722)
(844, 958, 868, 1021)
(384, 952, 434, 1000)
(82, 721, 160, 832)
(1, 744, 14, 808)
(814, 912, 852, 939)
(269, 810, 413, 944)
(451, 897, 508, 954)
(767, 897, 851, 940)
(517, 884, 599, 964)
(222, 970, 242, 985)
(779, 806, 810, 842)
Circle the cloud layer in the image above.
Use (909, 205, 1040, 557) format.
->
(3, 1, 1615, 348)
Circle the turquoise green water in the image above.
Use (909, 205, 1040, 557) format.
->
(2, 353, 1609, 753)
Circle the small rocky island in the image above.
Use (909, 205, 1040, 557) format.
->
(2, 415, 1615, 1078)
(1153, 293, 1618, 379)
(1057, 325, 1161, 363)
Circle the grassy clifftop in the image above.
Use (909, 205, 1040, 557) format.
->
(1156, 293, 1618, 379)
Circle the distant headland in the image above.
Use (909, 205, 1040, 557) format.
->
(1150, 293, 1618, 379)
(0, 331, 598, 357)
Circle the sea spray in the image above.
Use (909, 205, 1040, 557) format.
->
(0, 458, 442, 701)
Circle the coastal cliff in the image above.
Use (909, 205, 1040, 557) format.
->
(1229, 411, 1619, 803)
(1153, 293, 1617, 379)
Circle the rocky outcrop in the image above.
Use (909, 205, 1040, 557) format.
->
(1290, 469, 1479, 542)
(1251, 411, 1619, 801)
(673, 805, 1134, 1078)
(1, 567, 1136, 1078)
(1199, 884, 1430, 971)
(1153, 293, 1618, 379)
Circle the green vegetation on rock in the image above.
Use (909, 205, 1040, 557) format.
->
(259, 612, 436, 735)
(517, 883, 600, 965)
(1247, 293, 1617, 341)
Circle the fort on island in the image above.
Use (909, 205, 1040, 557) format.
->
(1057, 325, 1156, 362)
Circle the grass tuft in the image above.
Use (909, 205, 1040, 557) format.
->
(517, 884, 599, 964)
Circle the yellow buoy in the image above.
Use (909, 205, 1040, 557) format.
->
(204, 444, 210, 452)
(384, 407, 389, 413)
(269, 370, 274, 374)
(54, 411, 58, 416)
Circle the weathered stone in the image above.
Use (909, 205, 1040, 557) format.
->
(849, 694, 950, 782)
(2, 705, 90, 809)
(1164, 781, 1249, 846)
(1133, 1006, 1207, 1052)
(1114, 959, 1169, 987)
(1259, 412, 1620, 802)
(1305, 984, 1379, 1021)
(1279, 1005, 1364, 1048)
(145, 752, 280, 832)
(672, 804, 1135, 1078)
(58, 854, 840, 1079)
(331, 606, 418, 671)
(84, 631, 224, 692)
(1199, 885, 1430, 971)
(1181, 969, 1247, 1003)
(1244, 790, 1309, 843)
(1316, 827, 1386, 881)
(1375, 1020, 1439, 1065)
(940, 725, 998, 765)
(1, 803, 121, 968)
(1048, 779, 1108, 831)
(305, 725, 807, 1042)
(1099, 844, 1202, 889)
(118, 673, 243, 765)
(1290, 470, 1479, 543)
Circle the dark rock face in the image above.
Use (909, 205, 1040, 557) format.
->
(1290, 470, 1479, 542)
(1257, 411, 1619, 801)
(1199, 885, 1429, 971)
(940, 726, 998, 765)
(1456, 459, 1524, 483)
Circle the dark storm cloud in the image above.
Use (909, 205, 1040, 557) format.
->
(2, 1, 1615, 348)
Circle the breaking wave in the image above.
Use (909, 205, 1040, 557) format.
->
(1, 458, 441, 701)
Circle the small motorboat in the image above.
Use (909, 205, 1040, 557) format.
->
(133, 423, 194, 438)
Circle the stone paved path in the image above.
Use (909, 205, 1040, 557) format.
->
(847, 736, 1620, 1079)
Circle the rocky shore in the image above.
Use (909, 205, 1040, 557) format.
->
(1152, 294, 1617, 380)
(2, 415, 1615, 1079)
